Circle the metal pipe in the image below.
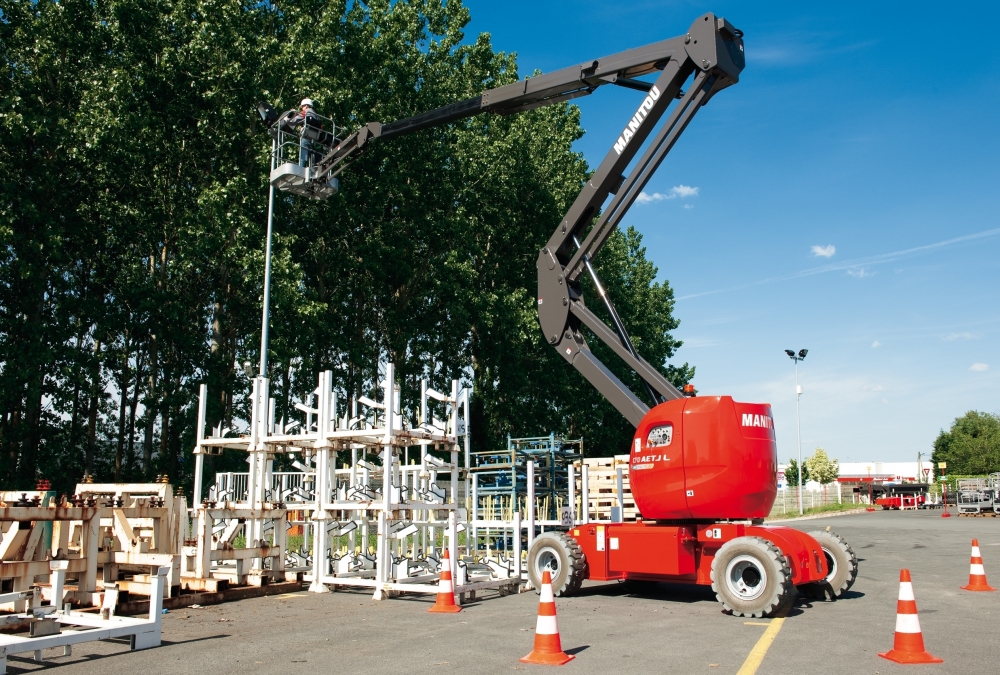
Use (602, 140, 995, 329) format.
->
(259, 139, 277, 377)
(573, 235, 659, 405)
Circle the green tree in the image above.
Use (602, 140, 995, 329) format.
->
(0, 0, 695, 493)
(785, 459, 809, 488)
(932, 411, 1000, 477)
(804, 448, 839, 485)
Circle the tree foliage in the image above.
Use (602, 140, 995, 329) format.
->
(785, 459, 809, 488)
(932, 411, 1000, 477)
(0, 0, 693, 494)
(804, 448, 839, 485)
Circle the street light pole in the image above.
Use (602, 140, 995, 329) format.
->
(794, 357, 803, 515)
(784, 349, 808, 515)
(259, 139, 277, 378)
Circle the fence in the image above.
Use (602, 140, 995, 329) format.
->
(768, 484, 849, 517)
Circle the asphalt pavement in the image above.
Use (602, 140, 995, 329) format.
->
(2, 509, 996, 674)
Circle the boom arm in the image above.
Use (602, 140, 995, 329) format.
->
(309, 13, 745, 428)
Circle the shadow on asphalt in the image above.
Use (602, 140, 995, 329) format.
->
(565, 644, 590, 655)
(4, 634, 230, 672)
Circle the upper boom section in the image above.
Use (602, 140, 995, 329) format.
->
(296, 13, 744, 430)
(310, 13, 743, 184)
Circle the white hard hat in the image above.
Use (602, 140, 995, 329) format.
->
(300, 98, 314, 108)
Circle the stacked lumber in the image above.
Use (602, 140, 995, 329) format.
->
(582, 456, 639, 521)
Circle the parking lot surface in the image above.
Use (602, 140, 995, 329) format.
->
(3, 510, 997, 674)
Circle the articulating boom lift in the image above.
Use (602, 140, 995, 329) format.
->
(261, 13, 857, 617)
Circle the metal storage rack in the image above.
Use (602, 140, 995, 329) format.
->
(470, 433, 583, 521)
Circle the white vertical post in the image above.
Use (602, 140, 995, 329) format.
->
(373, 364, 395, 599)
(567, 463, 576, 526)
(463, 385, 471, 525)
(513, 511, 522, 582)
(471, 473, 478, 559)
(527, 460, 535, 550)
(246, 378, 260, 507)
(447, 510, 458, 581)
(450, 379, 459, 507)
(309, 371, 331, 593)
(582, 464, 590, 524)
(193, 383, 208, 506)
(615, 466, 625, 522)
(49, 560, 68, 611)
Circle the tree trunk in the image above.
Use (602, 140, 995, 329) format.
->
(144, 331, 158, 476)
(127, 351, 144, 478)
(158, 403, 170, 480)
(82, 339, 103, 477)
(115, 327, 131, 481)
(17, 290, 47, 486)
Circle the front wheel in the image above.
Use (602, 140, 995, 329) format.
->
(526, 532, 587, 596)
(711, 536, 792, 618)
(798, 529, 858, 601)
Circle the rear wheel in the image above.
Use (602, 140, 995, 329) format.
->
(526, 532, 587, 597)
(711, 536, 792, 618)
(798, 529, 858, 600)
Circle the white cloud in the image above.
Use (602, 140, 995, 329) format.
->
(969, 363, 989, 372)
(683, 203, 694, 210)
(871, 341, 881, 348)
(811, 244, 836, 258)
(671, 185, 699, 198)
(943, 332, 983, 341)
(637, 185, 699, 203)
(847, 267, 874, 278)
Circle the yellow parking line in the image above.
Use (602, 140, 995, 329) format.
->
(736, 608, 789, 675)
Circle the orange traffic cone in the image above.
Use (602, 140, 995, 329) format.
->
(879, 569, 943, 664)
(960, 539, 996, 592)
(428, 549, 462, 613)
(520, 570, 574, 666)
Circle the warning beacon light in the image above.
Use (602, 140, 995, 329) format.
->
(682, 383, 696, 397)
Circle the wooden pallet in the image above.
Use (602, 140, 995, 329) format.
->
(582, 456, 638, 521)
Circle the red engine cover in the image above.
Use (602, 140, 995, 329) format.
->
(629, 396, 777, 520)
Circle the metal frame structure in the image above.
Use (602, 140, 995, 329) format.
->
(190, 363, 526, 601)
(0, 562, 167, 674)
(264, 13, 744, 428)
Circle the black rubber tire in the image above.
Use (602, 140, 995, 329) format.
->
(526, 531, 587, 597)
(711, 536, 792, 618)
(798, 529, 858, 601)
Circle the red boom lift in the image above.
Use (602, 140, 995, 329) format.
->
(258, 12, 858, 617)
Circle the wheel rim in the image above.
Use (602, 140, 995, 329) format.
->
(821, 547, 837, 583)
(726, 554, 767, 601)
(534, 546, 560, 581)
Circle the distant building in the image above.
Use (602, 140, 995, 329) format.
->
(838, 462, 927, 484)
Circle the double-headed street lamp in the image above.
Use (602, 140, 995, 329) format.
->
(784, 348, 808, 515)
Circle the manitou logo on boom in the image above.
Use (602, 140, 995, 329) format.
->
(741, 413, 773, 429)
(613, 85, 661, 155)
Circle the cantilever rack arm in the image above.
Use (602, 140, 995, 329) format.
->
(313, 13, 745, 428)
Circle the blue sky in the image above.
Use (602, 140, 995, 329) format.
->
(462, 1, 1000, 464)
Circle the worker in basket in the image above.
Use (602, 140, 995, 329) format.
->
(290, 97, 321, 167)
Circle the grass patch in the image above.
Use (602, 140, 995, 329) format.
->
(766, 501, 867, 521)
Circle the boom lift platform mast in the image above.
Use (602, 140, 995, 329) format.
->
(259, 13, 858, 617)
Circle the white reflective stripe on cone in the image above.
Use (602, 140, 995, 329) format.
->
(540, 584, 554, 603)
(439, 580, 452, 592)
(895, 613, 921, 634)
(535, 614, 559, 635)
(972, 547, 981, 557)
(971, 564, 986, 575)
(898, 582, 914, 601)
